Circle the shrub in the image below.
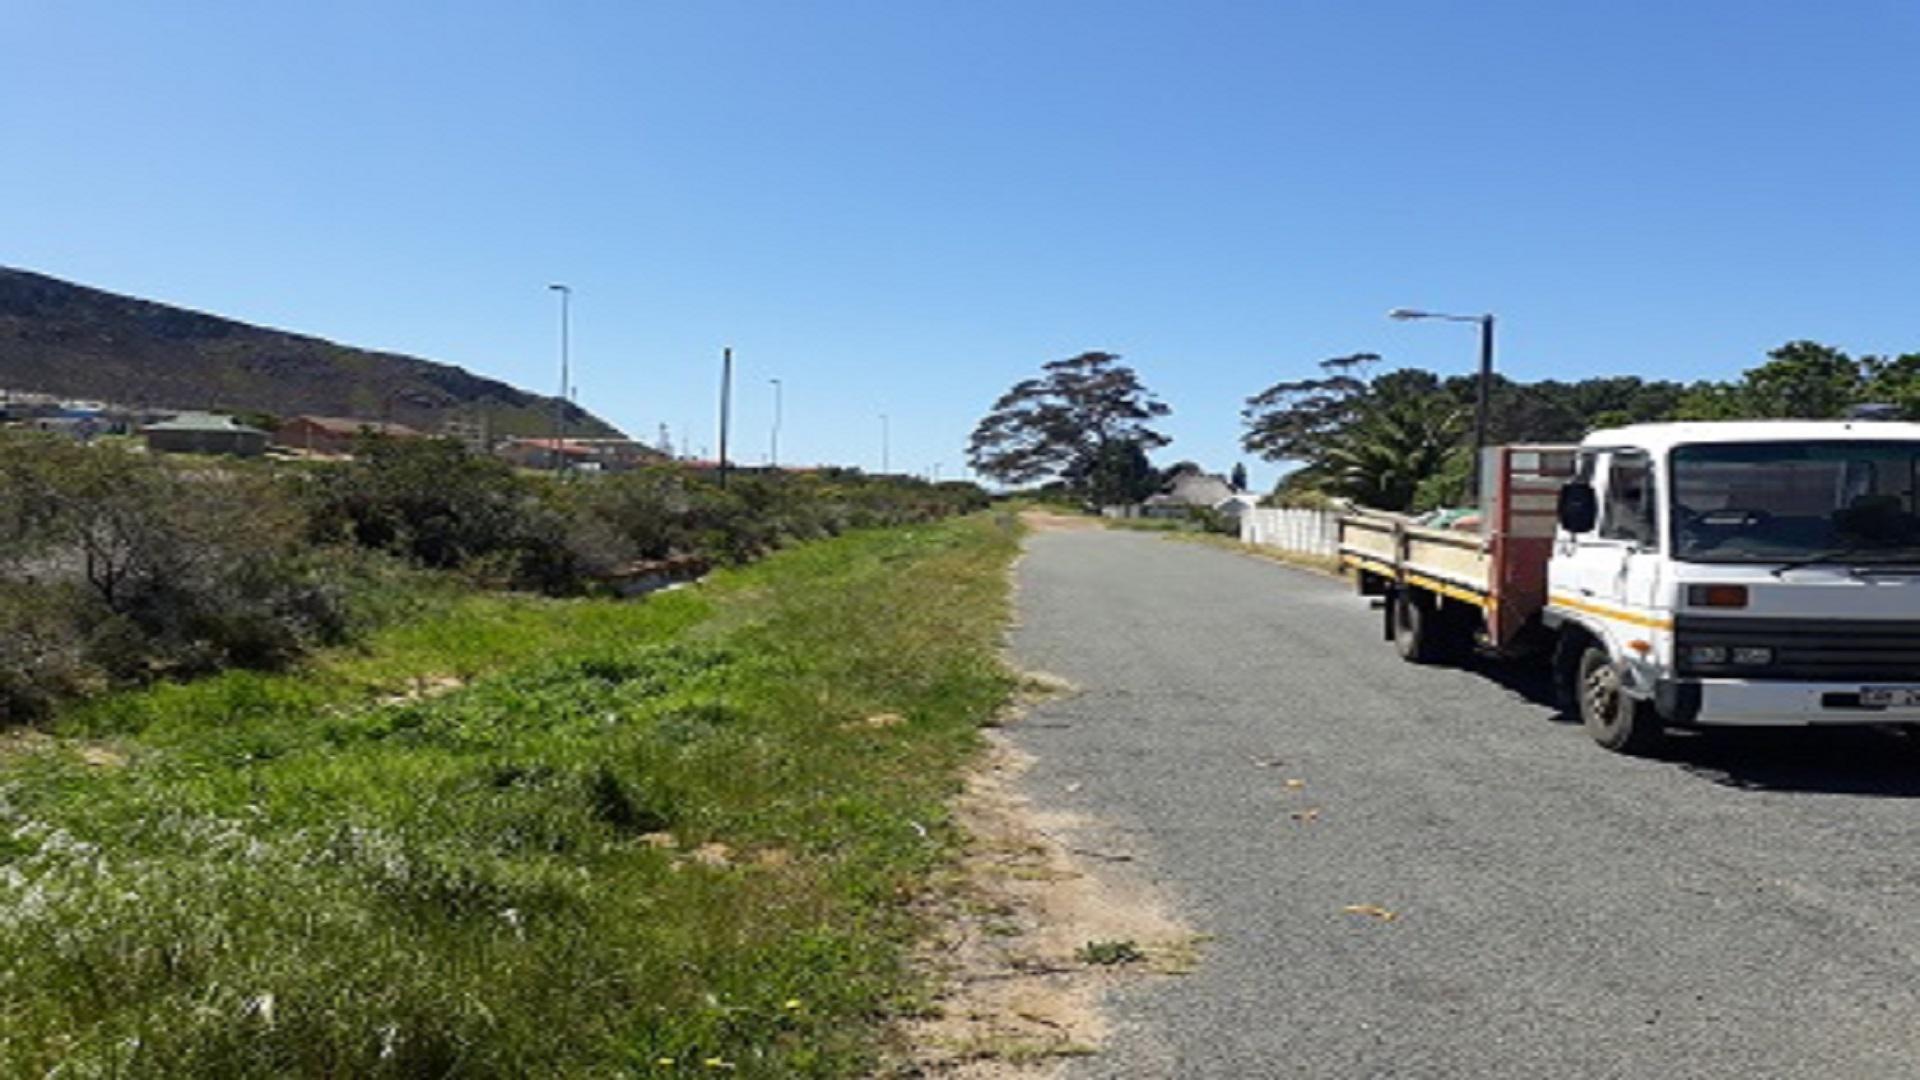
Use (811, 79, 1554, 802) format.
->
(301, 436, 596, 593)
(0, 431, 358, 721)
(0, 581, 95, 723)
(0, 429, 991, 723)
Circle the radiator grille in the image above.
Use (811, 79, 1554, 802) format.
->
(1677, 615, 1920, 682)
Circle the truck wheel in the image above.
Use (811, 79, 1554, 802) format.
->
(1392, 591, 1437, 664)
(1577, 645, 1662, 754)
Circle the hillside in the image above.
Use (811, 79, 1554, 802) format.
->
(0, 267, 621, 437)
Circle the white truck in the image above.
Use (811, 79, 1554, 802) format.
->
(1339, 420, 1920, 753)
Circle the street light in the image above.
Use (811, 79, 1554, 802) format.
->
(718, 347, 733, 488)
(548, 283, 571, 472)
(879, 413, 890, 474)
(1389, 307, 1496, 499)
(769, 378, 783, 468)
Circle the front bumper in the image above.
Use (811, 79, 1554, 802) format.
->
(1655, 678, 1920, 727)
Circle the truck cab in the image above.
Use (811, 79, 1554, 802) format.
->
(1548, 421, 1920, 751)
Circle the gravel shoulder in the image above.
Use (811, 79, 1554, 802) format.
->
(1008, 527, 1920, 1079)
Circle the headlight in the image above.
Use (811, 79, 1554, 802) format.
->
(1732, 646, 1773, 665)
(1688, 645, 1729, 665)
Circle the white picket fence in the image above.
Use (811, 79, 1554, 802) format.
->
(1239, 507, 1339, 557)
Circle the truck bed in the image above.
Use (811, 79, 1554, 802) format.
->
(1338, 510, 1492, 604)
(1337, 445, 1574, 648)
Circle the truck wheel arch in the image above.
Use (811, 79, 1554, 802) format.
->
(1551, 622, 1602, 717)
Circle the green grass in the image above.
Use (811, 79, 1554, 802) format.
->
(1075, 939, 1145, 966)
(0, 514, 1023, 1077)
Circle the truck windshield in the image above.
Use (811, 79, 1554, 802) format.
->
(1670, 441, 1920, 564)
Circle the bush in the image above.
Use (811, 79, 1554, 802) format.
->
(570, 466, 989, 573)
(304, 437, 539, 570)
(0, 430, 991, 724)
(0, 581, 96, 723)
(0, 432, 359, 722)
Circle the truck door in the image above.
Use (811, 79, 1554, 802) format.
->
(1598, 450, 1663, 614)
(1553, 448, 1662, 620)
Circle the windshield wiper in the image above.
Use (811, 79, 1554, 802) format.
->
(1771, 544, 1920, 577)
(1770, 546, 1863, 577)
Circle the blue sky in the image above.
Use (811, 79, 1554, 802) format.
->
(4, 1, 1918, 487)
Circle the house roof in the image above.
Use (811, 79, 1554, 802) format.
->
(286, 415, 423, 438)
(1162, 470, 1236, 506)
(504, 438, 598, 458)
(142, 412, 266, 435)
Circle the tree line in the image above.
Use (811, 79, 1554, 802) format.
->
(968, 342, 1920, 512)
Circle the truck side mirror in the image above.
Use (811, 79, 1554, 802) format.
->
(1558, 482, 1598, 534)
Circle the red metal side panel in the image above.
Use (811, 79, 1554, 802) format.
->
(1488, 446, 1573, 647)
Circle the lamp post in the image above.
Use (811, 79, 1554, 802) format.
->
(547, 283, 571, 471)
(718, 347, 733, 488)
(769, 378, 783, 468)
(1388, 307, 1495, 499)
(879, 413, 890, 474)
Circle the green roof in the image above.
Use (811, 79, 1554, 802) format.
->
(142, 412, 266, 434)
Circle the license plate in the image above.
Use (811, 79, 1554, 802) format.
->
(1861, 687, 1920, 708)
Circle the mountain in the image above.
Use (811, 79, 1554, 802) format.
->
(0, 267, 621, 438)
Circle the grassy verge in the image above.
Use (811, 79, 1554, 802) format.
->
(0, 514, 1023, 1077)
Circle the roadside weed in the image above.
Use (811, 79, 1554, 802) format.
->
(1076, 939, 1147, 966)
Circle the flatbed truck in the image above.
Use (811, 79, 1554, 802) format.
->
(1339, 422, 1920, 753)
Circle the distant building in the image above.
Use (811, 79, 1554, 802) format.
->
(141, 412, 268, 457)
(496, 437, 601, 471)
(1132, 466, 1230, 518)
(496, 436, 666, 472)
(562, 438, 670, 471)
(275, 415, 423, 456)
(1212, 493, 1262, 522)
(28, 415, 103, 441)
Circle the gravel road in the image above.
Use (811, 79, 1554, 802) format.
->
(1009, 528, 1920, 1079)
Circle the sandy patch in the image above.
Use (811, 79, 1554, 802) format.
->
(375, 674, 466, 708)
(0, 729, 56, 762)
(0, 731, 130, 769)
(892, 728, 1197, 1078)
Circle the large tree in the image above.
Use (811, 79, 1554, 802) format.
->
(1244, 360, 1465, 511)
(1319, 391, 1467, 510)
(1675, 341, 1865, 419)
(1239, 353, 1377, 465)
(967, 352, 1171, 490)
(1062, 439, 1160, 506)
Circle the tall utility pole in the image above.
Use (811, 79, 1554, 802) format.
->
(769, 378, 783, 468)
(718, 347, 733, 488)
(548, 283, 571, 472)
(879, 413, 890, 474)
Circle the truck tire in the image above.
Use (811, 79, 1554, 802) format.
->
(1392, 590, 1438, 664)
(1394, 589, 1471, 664)
(1577, 644, 1663, 754)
